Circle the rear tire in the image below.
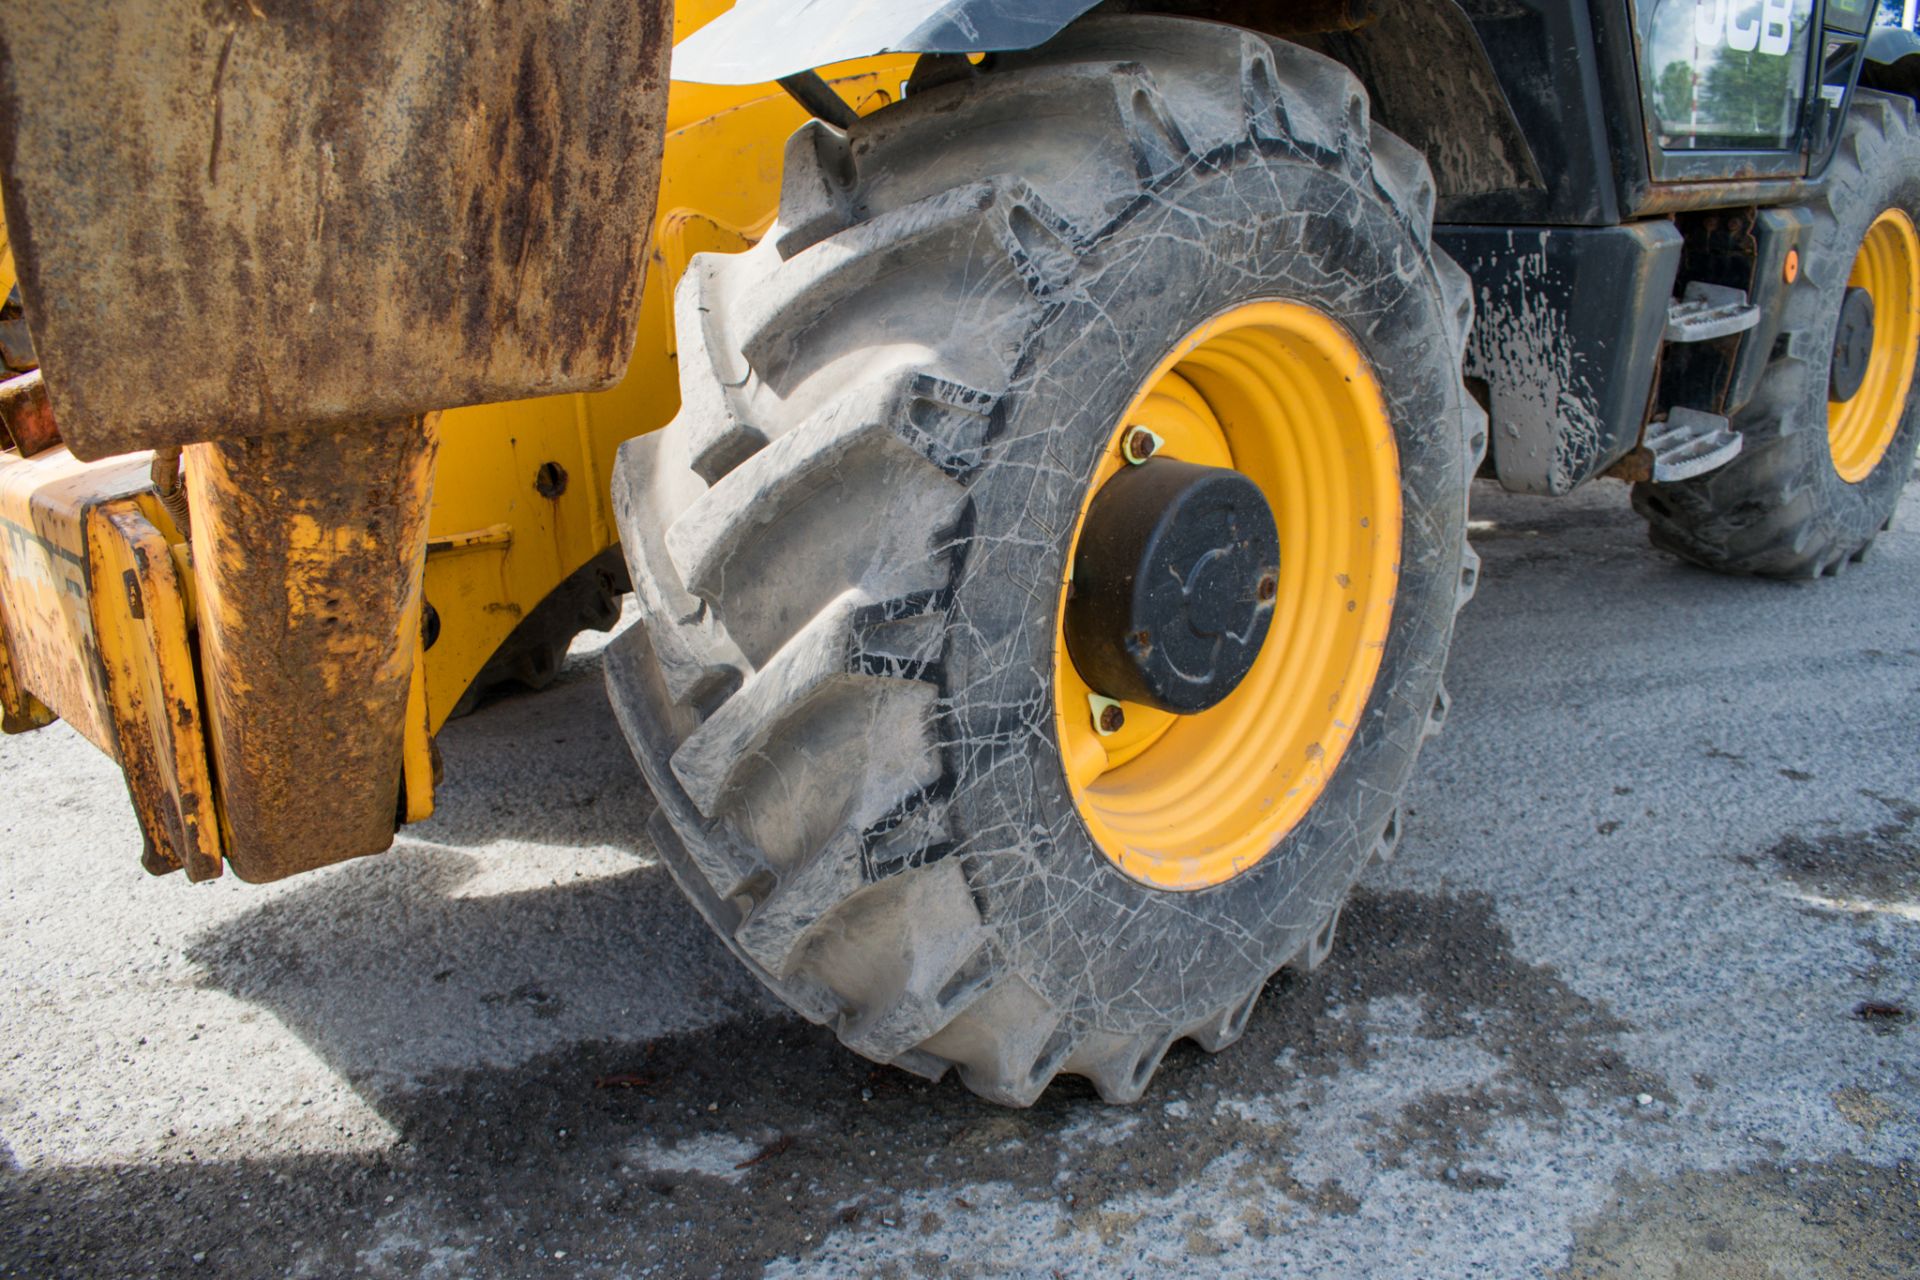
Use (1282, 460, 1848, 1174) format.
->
(1634, 90, 1920, 577)
(606, 18, 1481, 1104)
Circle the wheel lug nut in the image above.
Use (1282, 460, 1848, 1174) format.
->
(1088, 694, 1126, 736)
(1100, 704, 1125, 733)
(1122, 426, 1160, 465)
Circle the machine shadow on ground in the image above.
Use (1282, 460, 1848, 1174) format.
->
(12, 870, 1659, 1278)
(5, 481, 1914, 1279)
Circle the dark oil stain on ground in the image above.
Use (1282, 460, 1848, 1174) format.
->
(0, 887, 1671, 1279)
(1563, 1157, 1920, 1280)
(1744, 792, 1920, 906)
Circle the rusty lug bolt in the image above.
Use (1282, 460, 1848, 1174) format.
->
(1088, 692, 1128, 737)
(1122, 426, 1159, 465)
(1256, 572, 1278, 603)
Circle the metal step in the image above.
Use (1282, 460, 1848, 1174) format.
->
(1665, 281, 1762, 343)
(1644, 406, 1744, 482)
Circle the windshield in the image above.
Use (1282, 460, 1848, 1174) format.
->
(1636, 0, 1817, 150)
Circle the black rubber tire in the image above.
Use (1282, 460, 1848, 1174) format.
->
(606, 17, 1483, 1105)
(1634, 90, 1920, 578)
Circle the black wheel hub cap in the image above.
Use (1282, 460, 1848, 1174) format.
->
(1831, 285, 1876, 403)
(1064, 458, 1280, 715)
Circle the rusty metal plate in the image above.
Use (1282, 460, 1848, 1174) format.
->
(185, 416, 438, 882)
(0, 371, 58, 455)
(0, 1, 672, 460)
(0, 447, 151, 750)
(90, 502, 224, 881)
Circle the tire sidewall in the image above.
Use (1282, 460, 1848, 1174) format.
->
(941, 151, 1469, 1027)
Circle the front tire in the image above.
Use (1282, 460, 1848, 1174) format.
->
(607, 18, 1482, 1104)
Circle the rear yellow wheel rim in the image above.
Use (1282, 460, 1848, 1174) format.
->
(1828, 208, 1920, 484)
(1052, 301, 1401, 891)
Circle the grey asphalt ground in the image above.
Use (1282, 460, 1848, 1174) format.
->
(2, 476, 1916, 1279)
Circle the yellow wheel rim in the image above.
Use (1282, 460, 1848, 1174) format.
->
(1828, 208, 1920, 484)
(1052, 300, 1401, 891)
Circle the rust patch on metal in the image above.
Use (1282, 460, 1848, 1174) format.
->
(88, 501, 224, 881)
(0, 1, 673, 459)
(1632, 177, 1817, 217)
(0, 577, 52, 733)
(185, 416, 439, 882)
(0, 369, 58, 456)
(0, 447, 152, 750)
(1602, 448, 1654, 484)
